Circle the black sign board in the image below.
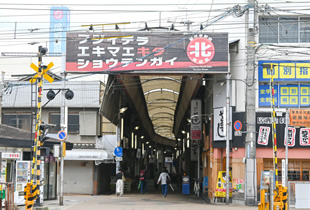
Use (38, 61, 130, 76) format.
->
(66, 32, 228, 74)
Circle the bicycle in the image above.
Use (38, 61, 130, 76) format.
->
(193, 178, 200, 197)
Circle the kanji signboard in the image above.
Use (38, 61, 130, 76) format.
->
(259, 84, 310, 107)
(66, 32, 228, 74)
(290, 109, 310, 127)
(285, 127, 296, 147)
(257, 126, 270, 145)
(49, 7, 70, 53)
(190, 100, 202, 140)
(300, 128, 310, 146)
(259, 85, 279, 107)
(259, 60, 310, 82)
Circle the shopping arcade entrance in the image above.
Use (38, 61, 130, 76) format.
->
(67, 30, 230, 197)
(100, 73, 207, 195)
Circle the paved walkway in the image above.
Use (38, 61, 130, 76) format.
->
(17, 181, 260, 210)
(31, 193, 258, 210)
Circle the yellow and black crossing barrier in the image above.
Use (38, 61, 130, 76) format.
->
(274, 185, 288, 210)
(24, 183, 38, 209)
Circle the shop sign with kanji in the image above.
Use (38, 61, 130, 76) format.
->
(66, 32, 228, 74)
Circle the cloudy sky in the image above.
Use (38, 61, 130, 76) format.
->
(0, 0, 244, 79)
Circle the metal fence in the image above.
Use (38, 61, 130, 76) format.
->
(288, 181, 310, 209)
(0, 182, 14, 210)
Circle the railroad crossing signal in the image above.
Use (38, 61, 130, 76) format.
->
(29, 62, 54, 84)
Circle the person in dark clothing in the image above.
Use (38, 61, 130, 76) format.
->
(139, 169, 147, 194)
(115, 169, 124, 196)
(154, 168, 160, 190)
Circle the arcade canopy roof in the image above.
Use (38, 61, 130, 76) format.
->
(100, 74, 202, 147)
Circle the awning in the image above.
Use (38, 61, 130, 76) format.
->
(0, 124, 73, 150)
(64, 149, 114, 161)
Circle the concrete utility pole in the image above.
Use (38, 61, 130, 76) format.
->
(59, 55, 66, 205)
(245, 0, 257, 206)
(0, 72, 4, 124)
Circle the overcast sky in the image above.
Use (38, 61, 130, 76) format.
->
(1, 0, 306, 80)
(0, 0, 243, 79)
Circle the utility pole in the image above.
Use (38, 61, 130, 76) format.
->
(285, 109, 289, 188)
(0, 72, 4, 124)
(245, 0, 257, 206)
(226, 73, 231, 205)
(59, 54, 66, 205)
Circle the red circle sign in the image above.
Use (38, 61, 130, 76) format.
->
(53, 10, 64, 20)
(187, 36, 215, 65)
(234, 120, 242, 131)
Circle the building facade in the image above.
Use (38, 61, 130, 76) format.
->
(2, 80, 116, 197)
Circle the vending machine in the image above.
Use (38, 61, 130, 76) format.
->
(0, 160, 7, 206)
(15, 161, 31, 205)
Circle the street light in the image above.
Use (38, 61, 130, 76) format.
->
(120, 107, 128, 114)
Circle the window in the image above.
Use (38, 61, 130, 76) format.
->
(279, 17, 298, 43)
(49, 112, 79, 134)
(259, 17, 278, 43)
(259, 16, 310, 43)
(2, 113, 31, 131)
(263, 159, 310, 182)
(300, 17, 310, 42)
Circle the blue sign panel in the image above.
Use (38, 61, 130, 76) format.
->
(300, 85, 310, 107)
(259, 84, 310, 107)
(57, 130, 67, 140)
(279, 85, 299, 107)
(49, 7, 70, 54)
(114, 147, 123, 157)
(258, 60, 310, 82)
(259, 85, 278, 107)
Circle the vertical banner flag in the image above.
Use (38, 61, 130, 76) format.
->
(50, 7, 70, 54)
(191, 99, 202, 140)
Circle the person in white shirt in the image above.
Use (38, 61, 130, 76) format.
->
(157, 168, 170, 197)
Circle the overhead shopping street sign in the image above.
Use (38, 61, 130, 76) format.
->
(66, 32, 228, 74)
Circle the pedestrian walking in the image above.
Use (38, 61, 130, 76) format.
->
(157, 168, 171, 197)
(154, 168, 160, 190)
(115, 168, 124, 196)
(139, 169, 147, 194)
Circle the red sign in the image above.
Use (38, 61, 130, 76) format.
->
(187, 36, 215, 65)
(2, 153, 20, 159)
(53, 10, 64, 19)
(66, 32, 228, 74)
